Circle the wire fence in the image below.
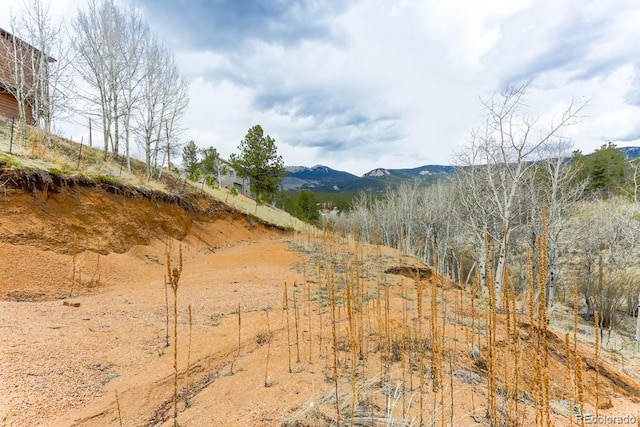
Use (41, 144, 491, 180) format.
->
(0, 116, 165, 187)
(0, 116, 18, 154)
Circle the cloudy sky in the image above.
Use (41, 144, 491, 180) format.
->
(3, 0, 640, 175)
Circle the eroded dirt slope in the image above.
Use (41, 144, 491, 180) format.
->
(1, 173, 640, 427)
(0, 175, 286, 425)
(0, 176, 279, 301)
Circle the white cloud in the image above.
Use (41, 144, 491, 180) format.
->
(3, 0, 640, 175)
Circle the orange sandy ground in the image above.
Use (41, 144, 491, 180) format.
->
(1, 188, 640, 427)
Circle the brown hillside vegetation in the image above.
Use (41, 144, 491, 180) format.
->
(1, 167, 640, 426)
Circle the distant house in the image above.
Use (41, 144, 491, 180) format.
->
(216, 158, 251, 197)
(0, 27, 55, 124)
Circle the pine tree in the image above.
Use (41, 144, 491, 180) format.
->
(573, 143, 632, 198)
(182, 140, 200, 181)
(229, 125, 285, 203)
(297, 189, 320, 223)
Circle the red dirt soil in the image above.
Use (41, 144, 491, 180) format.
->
(1, 182, 639, 426)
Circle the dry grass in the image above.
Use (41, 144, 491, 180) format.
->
(204, 186, 309, 231)
(0, 119, 309, 232)
(271, 217, 640, 427)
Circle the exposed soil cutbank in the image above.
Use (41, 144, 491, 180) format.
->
(0, 167, 286, 300)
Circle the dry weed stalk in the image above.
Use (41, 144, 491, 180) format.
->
(487, 267, 497, 424)
(575, 356, 585, 427)
(164, 275, 170, 347)
(293, 287, 301, 363)
(329, 271, 340, 423)
(376, 279, 383, 375)
(431, 275, 441, 394)
(284, 282, 292, 373)
(384, 280, 391, 380)
(439, 297, 445, 427)
(316, 258, 324, 360)
(185, 304, 192, 408)
(346, 274, 357, 427)
(504, 271, 514, 423)
(526, 247, 543, 425)
(565, 333, 574, 427)
(471, 271, 478, 348)
(572, 278, 578, 358)
(571, 277, 585, 427)
(115, 389, 123, 427)
(416, 277, 424, 426)
(70, 233, 78, 297)
(89, 254, 101, 288)
(306, 268, 313, 364)
(264, 308, 272, 387)
(449, 354, 454, 427)
(510, 275, 520, 424)
(401, 298, 408, 422)
(538, 207, 552, 427)
(237, 302, 241, 357)
(358, 247, 366, 362)
(166, 243, 183, 427)
(318, 286, 324, 360)
(594, 310, 600, 417)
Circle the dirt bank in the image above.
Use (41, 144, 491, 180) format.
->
(0, 169, 284, 301)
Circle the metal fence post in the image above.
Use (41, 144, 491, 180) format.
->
(9, 117, 15, 154)
(77, 141, 83, 170)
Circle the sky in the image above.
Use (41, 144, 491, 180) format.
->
(2, 0, 640, 176)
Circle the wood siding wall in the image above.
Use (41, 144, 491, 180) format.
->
(0, 91, 19, 120)
(0, 29, 38, 124)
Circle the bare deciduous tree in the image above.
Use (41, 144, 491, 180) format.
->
(568, 197, 640, 335)
(632, 158, 640, 204)
(72, 0, 122, 152)
(513, 141, 588, 311)
(135, 36, 188, 177)
(455, 83, 585, 306)
(1, 0, 71, 138)
(71, 0, 188, 173)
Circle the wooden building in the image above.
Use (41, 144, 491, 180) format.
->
(0, 27, 54, 124)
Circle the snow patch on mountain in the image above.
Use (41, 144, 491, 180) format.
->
(286, 166, 309, 173)
(363, 168, 390, 177)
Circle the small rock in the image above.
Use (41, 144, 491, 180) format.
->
(62, 301, 80, 308)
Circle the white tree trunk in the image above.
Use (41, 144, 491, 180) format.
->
(635, 294, 640, 354)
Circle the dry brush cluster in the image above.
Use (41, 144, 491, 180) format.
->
(274, 221, 613, 426)
(109, 215, 624, 427)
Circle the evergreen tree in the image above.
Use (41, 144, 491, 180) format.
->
(274, 190, 298, 217)
(573, 143, 631, 198)
(200, 146, 219, 186)
(182, 140, 200, 181)
(297, 189, 320, 223)
(229, 125, 285, 203)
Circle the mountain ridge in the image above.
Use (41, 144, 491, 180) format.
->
(281, 146, 640, 194)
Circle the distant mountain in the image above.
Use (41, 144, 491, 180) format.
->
(620, 146, 640, 160)
(281, 165, 359, 192)
(281, 146, 639, 195)
(349, 165, 454, 193)
(281, 164, 453, 193)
